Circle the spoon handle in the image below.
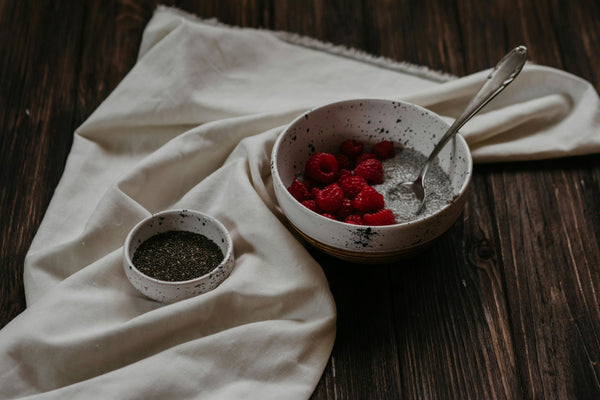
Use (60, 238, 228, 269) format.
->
(420, 45, 528, 177)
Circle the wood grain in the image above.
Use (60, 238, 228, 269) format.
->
(0, 0, 85, 325)
(488, 158, 600, 398)
(1, 0, 599, 398)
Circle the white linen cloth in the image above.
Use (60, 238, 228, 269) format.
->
(1, 6, 599, 399)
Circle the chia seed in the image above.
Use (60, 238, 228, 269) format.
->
(132, 231, 224, 282)
(374, 147, 454, 222)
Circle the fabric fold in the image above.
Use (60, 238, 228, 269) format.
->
(1, 5, 599, 399)
(402, 66, 600, 161)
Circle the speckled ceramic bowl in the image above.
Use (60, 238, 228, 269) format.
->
(271, 98, 472, 263)
(123, 209, 234, 303)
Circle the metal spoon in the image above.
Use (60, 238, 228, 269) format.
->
(401, 45, 528, 214)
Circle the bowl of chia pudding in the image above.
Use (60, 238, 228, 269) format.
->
(123, 209, 234, 302)
(271, 98, 472, 263)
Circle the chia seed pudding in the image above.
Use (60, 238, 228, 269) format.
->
(374, 147, 454, 222)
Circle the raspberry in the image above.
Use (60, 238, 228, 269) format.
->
(344, 214, 363, 225)
(336, 198, 354, 220)
(339, 139, 364, 157)
(300, 179, 314, 191)
(315, 183, 344, 213)
(334, 153, 352, 170)
(355, 152, 377, 166)
(338, 169, 353, 180)
(287, 179, 310, 201)
(298, 139, 400, 226)
(354, 158, 384, 184)
(304, 153, 339, 184)
(338, 175, 367, 199)
(363, 209, 396, 226)
(301, 200, 318, 213)
(372, 140, 396, 159)
(352, 185, 384, 213)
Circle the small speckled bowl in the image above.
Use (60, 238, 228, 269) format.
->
(123, 209, 234, 303)
(271, 98, 473, 263)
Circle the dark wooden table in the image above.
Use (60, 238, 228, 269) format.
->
(2, 1, 599, 398)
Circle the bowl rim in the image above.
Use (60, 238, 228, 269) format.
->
(124, 208, 233, 285)
(271, 97, 473, 230)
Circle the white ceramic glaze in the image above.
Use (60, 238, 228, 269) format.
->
(271, 99, 473, 263)
(123, 209, 234, 302)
